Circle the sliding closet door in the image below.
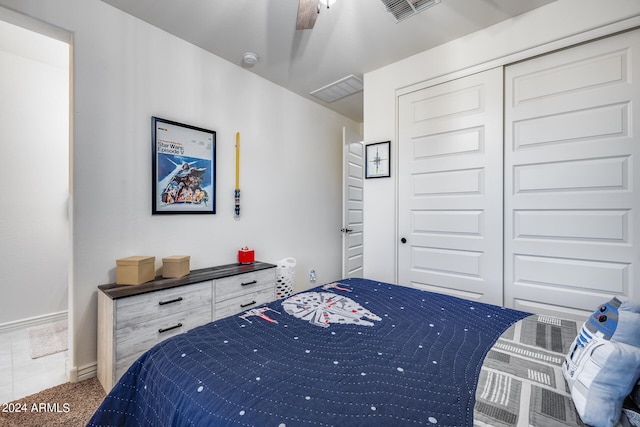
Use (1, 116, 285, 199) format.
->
(504, 29, 640, 319)
(398, 67, 503, 305)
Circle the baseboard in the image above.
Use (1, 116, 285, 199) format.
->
(68, 361, 97, 383)
(0, 310, 68, 333)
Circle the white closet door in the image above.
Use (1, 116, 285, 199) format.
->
(504, 29, 640, 319)
(398, 67, 504, 305)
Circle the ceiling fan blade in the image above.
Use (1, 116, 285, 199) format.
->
(296, 0, 318, 30)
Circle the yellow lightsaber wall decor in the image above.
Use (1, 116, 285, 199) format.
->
(234, 132, 241, 219)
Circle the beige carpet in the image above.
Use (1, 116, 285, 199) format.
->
(26, 320, 68, 359)
(0, 377, 105, 427)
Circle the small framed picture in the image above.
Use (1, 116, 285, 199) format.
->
(152, 117, 216, 214)
(365, 141, 390, 179)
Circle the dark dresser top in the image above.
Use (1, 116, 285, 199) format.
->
(98, 261, 276, 300)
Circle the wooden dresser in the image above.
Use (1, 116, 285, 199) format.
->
(97, 261, 276, 392)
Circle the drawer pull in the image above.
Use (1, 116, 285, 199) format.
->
(241, 280, 257, 286)
(159, 323, 183, 333)
(240, 301, 257, 308)
(159, 297, 183, 306)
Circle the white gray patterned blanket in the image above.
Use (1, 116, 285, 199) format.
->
(474, 314, 586, 427)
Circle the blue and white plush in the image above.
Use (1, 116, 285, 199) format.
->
(563, 297, 640, 427)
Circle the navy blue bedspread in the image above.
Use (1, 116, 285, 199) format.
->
(89, 278, 529, 426)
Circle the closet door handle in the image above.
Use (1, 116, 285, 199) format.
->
(401, 237, 407, 244)
(241, 301, 257, 308)
(241, 280, 257, 286)
(159, 323, 183, 333)
(159, 297, 183, 305)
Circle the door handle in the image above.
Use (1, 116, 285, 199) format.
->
(401, 237, 407, 244)
(341, 228, 353, 233)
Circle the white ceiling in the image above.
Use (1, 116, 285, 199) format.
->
(99, 0, 557, 122)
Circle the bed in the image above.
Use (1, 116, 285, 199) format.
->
(87, 278, 635, 426)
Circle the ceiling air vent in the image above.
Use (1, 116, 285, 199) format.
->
(380, 0, 441, 23)
(310, 74, 363, 103)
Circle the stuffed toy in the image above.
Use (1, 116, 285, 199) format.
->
(563, 297, 640, 427)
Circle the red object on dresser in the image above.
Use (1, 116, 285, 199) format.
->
(238, 248, 254, 264)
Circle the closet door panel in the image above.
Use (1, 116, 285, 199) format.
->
(504, 29, 640, 320)
(398, 67, 504, 305)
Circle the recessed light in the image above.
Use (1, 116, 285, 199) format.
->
(319, 0, 337, 7)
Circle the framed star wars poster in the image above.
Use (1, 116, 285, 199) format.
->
(152, 116, 216, 214)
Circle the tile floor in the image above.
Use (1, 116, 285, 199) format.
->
(0, 327, 68, 404)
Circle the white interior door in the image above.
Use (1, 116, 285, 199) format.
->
(504, 29, 640, 319)
(398, 67, 504, 305)
(342, 127, 364, 278)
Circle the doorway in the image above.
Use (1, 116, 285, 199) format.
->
(0, 8, 71, 399)
(342, 127, 364, 278)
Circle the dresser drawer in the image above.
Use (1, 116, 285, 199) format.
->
(114, 306, 211, 381)
(215, 269, 275, 302)
(215, 287, 275, 320)
(115, 281, 212, 329)
(98, 261, 277, 392)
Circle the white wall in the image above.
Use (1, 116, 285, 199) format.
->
(0, 19, 69, 325)
(363, 0, 640, 284)
(0, 0, 360, 379)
